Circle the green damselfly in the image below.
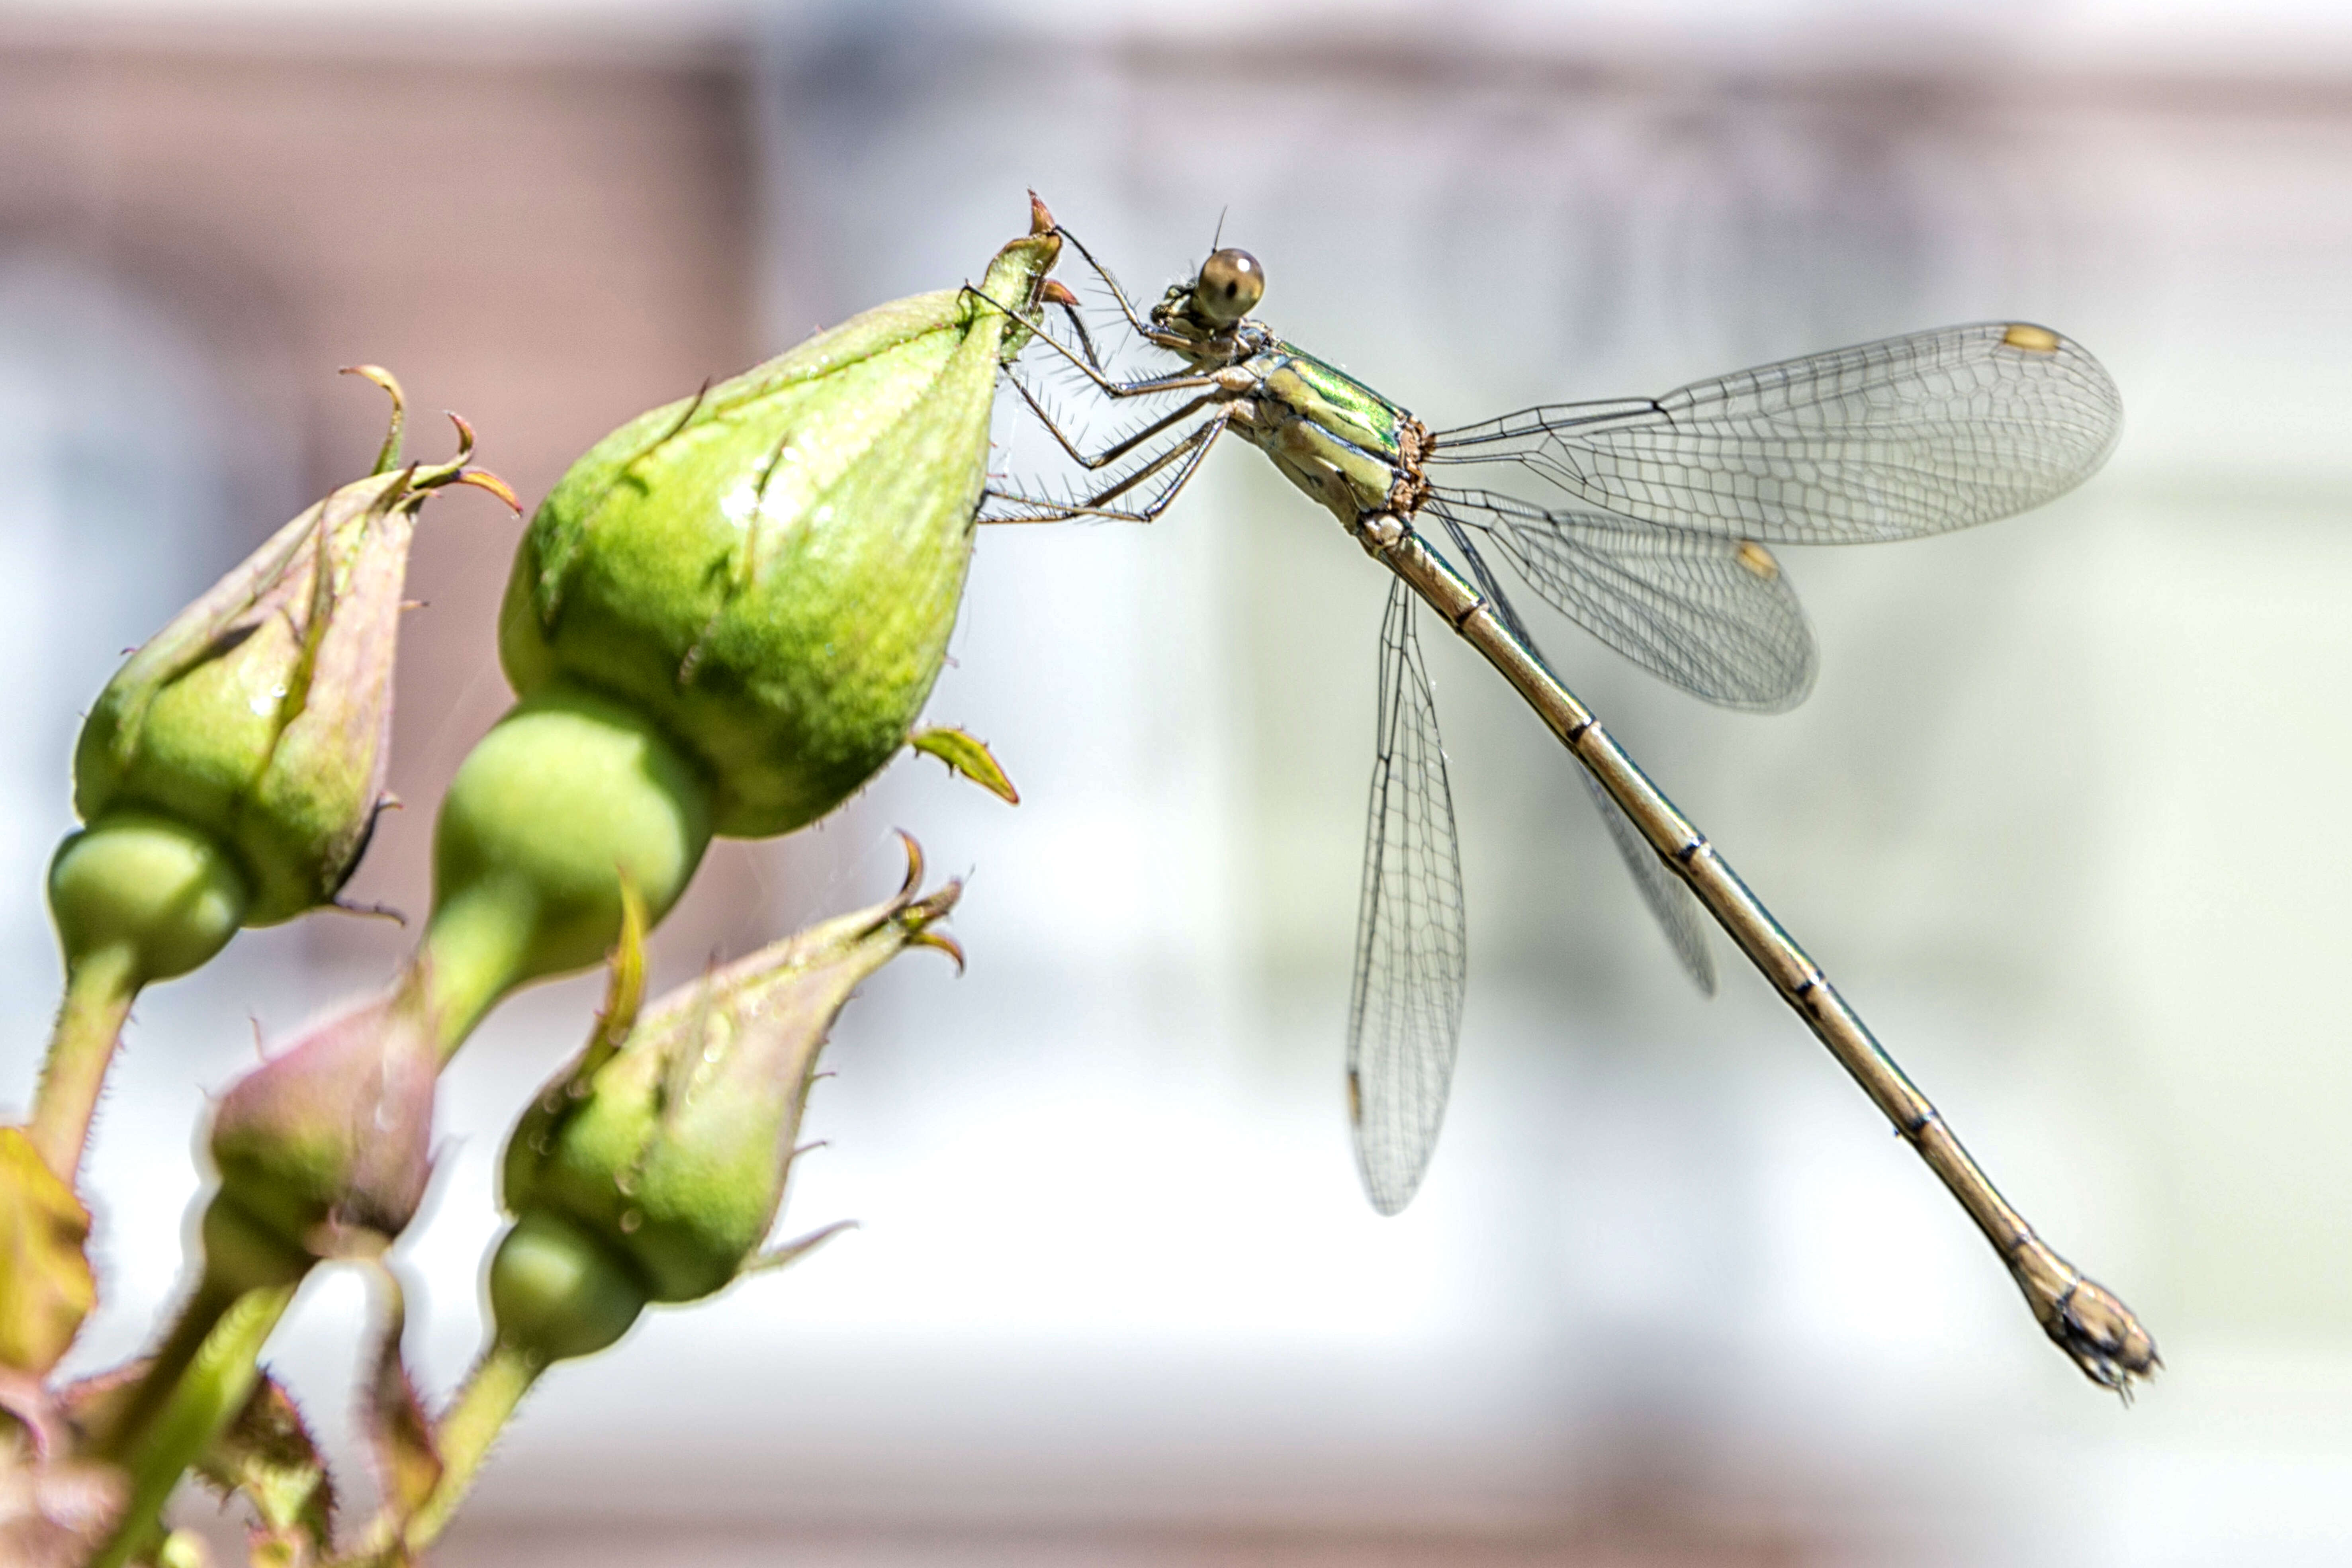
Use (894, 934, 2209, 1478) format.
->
(974, 211, 2154, 1393)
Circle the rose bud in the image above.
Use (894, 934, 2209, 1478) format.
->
(81, 977, 440, 1545)
(31, 370, 512, 1185)
(70, 368, 512, 932)
(205, 976, 440, 1273)
(413, 200, 1061, 1052)
(489, 835, 960, 1366)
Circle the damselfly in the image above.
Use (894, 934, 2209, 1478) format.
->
(974, 212, 2155, 1393)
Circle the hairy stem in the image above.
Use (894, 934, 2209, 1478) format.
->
(91, 1280, 300, 1568)
(404, 1339, 540, 1551)
(27, 942, 140, 1185)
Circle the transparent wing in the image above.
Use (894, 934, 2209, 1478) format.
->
(1429, 515, 1716, 994)
(1429, 323, 2121, 544)
(1347, 581, 1468, 1216)
(1430, 490, 1816, 712)
(1580, 765, 1716, 994)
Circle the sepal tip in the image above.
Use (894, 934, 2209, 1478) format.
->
(340, 364, 407, 475)
(742, 1218, 857, 1278)
(455, 468, 523, 514)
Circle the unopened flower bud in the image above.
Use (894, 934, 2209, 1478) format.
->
(67, 369, 515, 941)
(411, 206, 1057, 1054)
(206, 975, 439, 1270)
(29, 373, 514, 1190)
(497, 209, 1063, 838)
(488, 838, 959, 1365)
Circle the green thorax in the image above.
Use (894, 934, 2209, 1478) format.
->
(1242, 342, 1413, 525)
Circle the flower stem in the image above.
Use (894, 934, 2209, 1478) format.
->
(419, 879, 536, 1063)
(90, 1278, 300, 1568)
(88, 1198, 313, 1550)
(404, 1339, 541, 1551)
(27, 942, 140, 1186)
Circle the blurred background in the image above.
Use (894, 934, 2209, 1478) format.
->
(4, 0, 2350, 1562)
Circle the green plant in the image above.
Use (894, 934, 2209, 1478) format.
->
(1, 196, 1063, 1567)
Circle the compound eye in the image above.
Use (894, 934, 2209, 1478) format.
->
(1194, 248, 1264, 325)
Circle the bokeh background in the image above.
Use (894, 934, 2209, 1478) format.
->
(5, 1, 2350, 1562)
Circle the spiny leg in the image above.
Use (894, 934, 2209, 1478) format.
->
(1051, 226, 1163, 343)
(1040, 285, 1105, 376)
(1027, 239, 1149, 378)
(965, 282, 1217, 401)
(986, 409, 1230, 524)
(1004, 374, 1223, 472)
(962, 244, 1141, 376)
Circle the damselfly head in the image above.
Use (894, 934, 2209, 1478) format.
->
(1194, 248, 1264, 325)
(1146, 247, 1266, 354)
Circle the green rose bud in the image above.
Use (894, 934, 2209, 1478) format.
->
(69, 369, 515, 933)
(411, 200, 1061, 1055)
(489, 836, 959, 1366)
(29, 370, 513, 1188)
(496, 202, 1063, 837)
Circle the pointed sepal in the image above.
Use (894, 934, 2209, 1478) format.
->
(193, 1373, 335, 1562)
(740, 1219, 857, 1279)
(908, 726, 1019, 805)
